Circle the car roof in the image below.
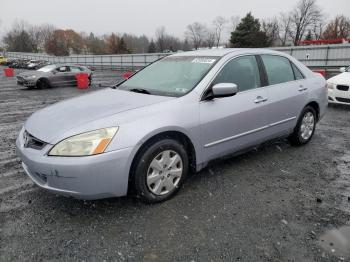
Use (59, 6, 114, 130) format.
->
(170, 48, 285, 58)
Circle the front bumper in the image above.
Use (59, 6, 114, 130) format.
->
(16, 130, 133, 199)
(328, 87, 350, 105)
(17, 77, 36, 87)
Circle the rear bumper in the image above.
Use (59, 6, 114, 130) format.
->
(16, 130, 133, 200)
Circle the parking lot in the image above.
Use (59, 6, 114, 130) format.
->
(1, 66, 350, 261)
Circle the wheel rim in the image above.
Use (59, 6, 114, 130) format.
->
(146, 150, 183, 196)
(300, 111, 315, 140)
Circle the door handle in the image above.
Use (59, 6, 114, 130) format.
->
(254, 96, 268, 104)
(298, 85, 308, 92)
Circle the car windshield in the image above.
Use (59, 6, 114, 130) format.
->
(37, 64, 56, 72)
(118, 56, 219, 97)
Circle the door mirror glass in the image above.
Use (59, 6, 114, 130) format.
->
(211, 83, 238, 99)
(340, 67, 346, 73)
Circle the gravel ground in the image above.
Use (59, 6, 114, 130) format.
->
(1, 66, 350, 262)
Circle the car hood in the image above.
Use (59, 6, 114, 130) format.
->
(327, 72, 350, 85)
(25, 88, 175, 143)
(18, 71, 47, 78)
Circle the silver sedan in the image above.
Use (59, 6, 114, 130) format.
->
(17, 64, 92, 88)
(16, 49, 327, 203)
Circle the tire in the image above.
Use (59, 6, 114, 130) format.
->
(36, 78, 50, 89)
(132, 139, 189, 203)
(88, 75, 92, 86)
(288, 106, 317, 146)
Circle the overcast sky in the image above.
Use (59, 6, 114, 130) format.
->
(0, 0, 349, 39)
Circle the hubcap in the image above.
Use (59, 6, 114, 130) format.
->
(146, 150, 183, 196)
(300, 112, 315, 140)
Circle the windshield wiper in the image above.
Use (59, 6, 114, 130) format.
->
(129, 88, 151, 95)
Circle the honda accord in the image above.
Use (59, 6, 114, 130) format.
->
(16, 49, 327, 203)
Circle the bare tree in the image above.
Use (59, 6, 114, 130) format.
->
(155, 26, 168, 52)
(206, 30, 216, 48)
(322, 15, 350, 39)
(262, 17, 280, 46)
(288, 0, 323, 46)
(230, 16, 240, 32)
(278, 13, 292, 46)
(213, 16, 228, 47)
(185, 22, 207, 50)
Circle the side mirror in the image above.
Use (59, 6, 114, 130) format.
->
(340, 67, 346, 73)
(210, 83, 238, 99)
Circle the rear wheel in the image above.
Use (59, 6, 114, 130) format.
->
(88, 75, 92, 86)
(36, 78, 50, 89)
(132, 139, 189, 203)
(289, 106, 316, 146)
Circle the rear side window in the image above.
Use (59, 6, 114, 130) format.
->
(213, 55, 261, 92)
(291, 63, 304, 80)
(261, 55, 295, 85)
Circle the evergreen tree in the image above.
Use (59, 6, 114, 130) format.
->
(230, 12, 268, 48)
(118, 37, 129, 54)
(148, 40, 157, 53)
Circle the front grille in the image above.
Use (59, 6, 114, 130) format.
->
(336, 85, 349, 91)
(23, 131, 46, 150)
(336, 97, 350, 104)
(17, 76, 24, 81)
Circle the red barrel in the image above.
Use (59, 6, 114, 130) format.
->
(122, 71, 134, 79)
(3, 68, 14, 77)
(75, 73, 89, 89)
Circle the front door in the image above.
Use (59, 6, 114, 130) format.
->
(200, 55, 270, 161)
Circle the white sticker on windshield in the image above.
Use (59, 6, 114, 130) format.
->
(191, 58, 216, 64)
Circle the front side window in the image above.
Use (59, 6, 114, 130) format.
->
(261, 55, 295, 85)
(118, 56, 219, 97)
(212, 55, 261, 92)
(57, 66, 69, 72)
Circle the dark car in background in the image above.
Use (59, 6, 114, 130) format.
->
(17, 64, 92, 89)
(9, 59, 30, 69)
(26, 60, 50, 70)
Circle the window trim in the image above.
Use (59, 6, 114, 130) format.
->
(200, 54, 264, 101)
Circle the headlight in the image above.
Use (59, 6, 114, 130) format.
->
(48, 127, 118, 156)
(327, 82, 335, 89)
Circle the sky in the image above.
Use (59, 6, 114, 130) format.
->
(0, 0, 349, 39)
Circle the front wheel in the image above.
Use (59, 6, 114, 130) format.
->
(289, 106, 317, 146)
(36, 78, 50, 89)
(132, 139, 189, 203)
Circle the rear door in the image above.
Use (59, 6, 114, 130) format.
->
(199, 55, 270, 161)
(68, 66, 83, 86)
(259, 54, 308, 137)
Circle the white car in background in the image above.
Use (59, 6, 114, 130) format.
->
(327, 66, 350, 105)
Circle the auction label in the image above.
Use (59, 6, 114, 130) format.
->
(191, 58, 216, 64)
